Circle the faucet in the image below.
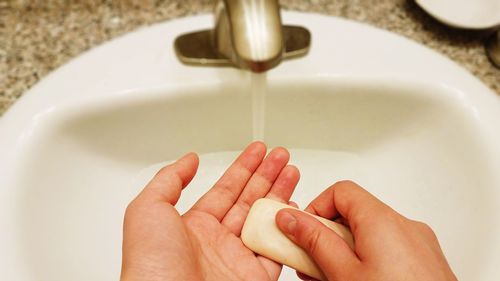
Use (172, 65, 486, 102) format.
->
(174, 0, 311, 73)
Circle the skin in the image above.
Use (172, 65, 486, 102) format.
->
(121, 143, 457, 281)
(275, 180, 458, 281)
(121, 141, 300, 281)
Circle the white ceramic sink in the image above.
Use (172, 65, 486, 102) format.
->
(1, 12, 499, 281)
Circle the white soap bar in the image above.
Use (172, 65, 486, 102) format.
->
(241, 198, 354, 281)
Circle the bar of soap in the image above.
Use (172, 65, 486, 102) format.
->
(241, 198, 354, 281)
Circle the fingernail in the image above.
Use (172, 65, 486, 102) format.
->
(277, 211, 297, 236)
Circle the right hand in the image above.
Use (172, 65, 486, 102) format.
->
(275, 181, 458, 281)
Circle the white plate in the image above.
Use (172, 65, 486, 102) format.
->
(416, 0, 500, 29)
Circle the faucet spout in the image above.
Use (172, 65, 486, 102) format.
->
(214, 0, 284, 72)
(174, 0, 310, 72)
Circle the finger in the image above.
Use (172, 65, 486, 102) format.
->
(276, 209, 360, 281)
(306, 181, 392, 234)
(123, 154, 198, 279)
(221, 147, 290, 235)
(265, 165, 300, 203)
(190, 141, 267, 220)
(235, 170, 300, 280)
(257, 255, 282, 281)
(304, 186, 338, 218)
(134, 152, 199, 205)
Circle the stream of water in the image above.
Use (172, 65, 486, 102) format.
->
(251, 73, 267, 140)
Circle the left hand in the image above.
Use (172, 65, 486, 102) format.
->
(121, 142, 300, 281)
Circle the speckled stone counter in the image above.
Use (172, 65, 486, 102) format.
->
(1, 0, 499, 115)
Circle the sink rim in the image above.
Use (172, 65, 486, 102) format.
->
(1, 11, 500, 280)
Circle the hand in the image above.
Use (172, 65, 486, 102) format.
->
(121, 142, 300, 281)
(276, 181, 458, 281)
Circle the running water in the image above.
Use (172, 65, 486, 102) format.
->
(250, 73, 267, 140)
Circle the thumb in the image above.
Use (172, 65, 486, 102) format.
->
(137, 152, 199, 205)
(122, 153, 199, 280)
(276, 209, 359, 281)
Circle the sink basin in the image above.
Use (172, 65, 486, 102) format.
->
(1, 12, 499, 281)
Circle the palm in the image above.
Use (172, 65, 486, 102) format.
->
(183, 210, 277, 281)
(122, 142, 300, 281)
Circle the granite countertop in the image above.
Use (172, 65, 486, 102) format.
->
(1, 0, 499, 116)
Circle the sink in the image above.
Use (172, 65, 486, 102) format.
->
(1, 12, 499, 281)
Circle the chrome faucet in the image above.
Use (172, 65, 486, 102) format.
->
(174, 0, 311, 73)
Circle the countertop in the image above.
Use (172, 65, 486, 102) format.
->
(1, 0, 499, 116)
